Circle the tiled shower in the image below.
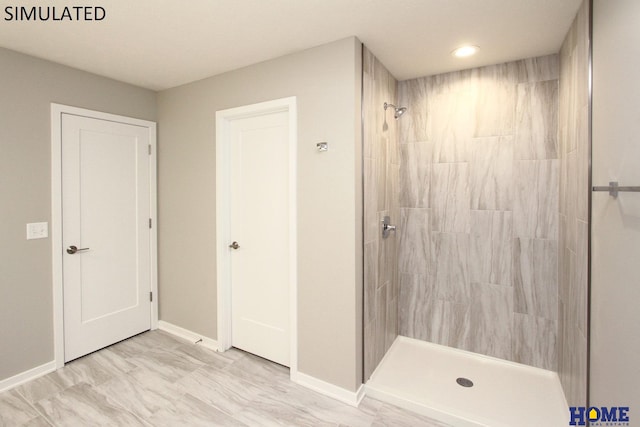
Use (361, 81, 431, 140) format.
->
(363, 0, 589, 417)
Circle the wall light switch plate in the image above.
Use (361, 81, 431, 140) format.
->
(26, 222, 48, 240)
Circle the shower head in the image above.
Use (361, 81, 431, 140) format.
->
(384, 102, 407, 119)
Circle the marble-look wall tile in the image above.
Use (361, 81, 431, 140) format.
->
(470, 137, 513, 210)
(398, 273, 432, 339)
(559, 148, 568, 216)
(411, 298, 447, 344)
(388, 164, 401, 271)
(364, 158, 377, 244)
(469, 210, 512, 286)
(362, 50, 375, 159)
(394, 54, 559, 369)
(469, 284, 513, 360)
(574, 221, 588, 336)
(363, 47, 399, 379)
(576, 104, 589, 222)
(516, 55, 560, 83)
(556, 0, 589, 408)
(363, 321, 376, 380)
(445, 302, 470, 350)
(399, 142, 432, 208)
(559, 307, 574, 406)
(513, 237, 558, 320)
(399, 281, 471, 351)
(378, 218, 396, 286)
(374, 284, 388, 366)
(559, 65, 570, 146)
(575, 3, 589, 107)
(397, 78, 427, 143)
(432, 232, 469, 304)
(429, 88, 474, 163)
(405, 299, 469, 349)
(513, 159, 558, 239)
(515, 80, 559, 160)
(386, 293, 398, 351)
(566, 49, 579, 154)
(389, 161, 400, 209)
(431, 163, 470, 233)
(388, 119, 400, 167)
(566, 150, 577, 252)
(557, 300, 567, 387)
(364, 241, 378, 324)
(572, 333, 588, 408)
(398, 208, 430, 274)
(473, 64, 516, 137)
(513, 313, 557, 370)
(376, 135, 388, 212)
(558, 216, 570, 304)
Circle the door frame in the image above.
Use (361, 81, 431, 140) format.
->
(215, 97, 298, 377)
(51, 103, 158, 368)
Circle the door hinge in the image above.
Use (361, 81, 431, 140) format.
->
(148, 144, 152, 155)
(149, 218, 152, 228)
(150, 292, 153, 302)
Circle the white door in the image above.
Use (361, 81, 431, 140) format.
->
(591, 0, 640, 413)
(62, 113, 152, 362)
(229, 111, 290, 366)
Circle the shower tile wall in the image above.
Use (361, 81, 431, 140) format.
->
(363, 47, 399, 380)
(397, 55, 560, 370)
(558, 0, 589, 408)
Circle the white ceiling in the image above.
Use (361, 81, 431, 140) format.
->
(0, 0, 582, 91)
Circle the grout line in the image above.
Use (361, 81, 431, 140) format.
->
(18, 391, 56, 427)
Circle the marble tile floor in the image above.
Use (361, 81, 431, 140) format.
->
(0, 330, 452, 427)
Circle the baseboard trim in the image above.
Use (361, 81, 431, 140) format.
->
(0, 361, 56, 393)
(158, 320, 219, 351)
(293, 371, 365, 407)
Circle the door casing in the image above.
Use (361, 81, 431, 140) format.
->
(215, 97, 297, 377)
(51, 103, 158, 368)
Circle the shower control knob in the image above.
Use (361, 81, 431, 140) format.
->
(381, 216, 397, 239)
(229, 241, 240, 250)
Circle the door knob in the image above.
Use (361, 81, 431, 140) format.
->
(67, 245, 90, 254)
(229, 241, 240, 250)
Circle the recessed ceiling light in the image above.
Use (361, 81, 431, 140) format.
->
(452, 45, 480, 58)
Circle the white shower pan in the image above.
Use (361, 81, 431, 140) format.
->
(366, 336, 569, 427)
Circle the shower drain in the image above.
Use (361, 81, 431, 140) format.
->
(456, 377, 474, 388)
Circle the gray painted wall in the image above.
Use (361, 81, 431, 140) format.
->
(0, 47, 157, 382)
(591, 0, 640, 413)
(157, 37, 364, 391)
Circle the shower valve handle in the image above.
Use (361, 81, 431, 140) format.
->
(381, 216, 396, 238)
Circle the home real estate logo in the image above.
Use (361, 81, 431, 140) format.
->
(570, 406, 630, 426)
(4, 5, 106, 21)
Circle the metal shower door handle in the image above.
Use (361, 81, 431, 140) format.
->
(592, 181, 640, 198)
(66, 245, 90, 254)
